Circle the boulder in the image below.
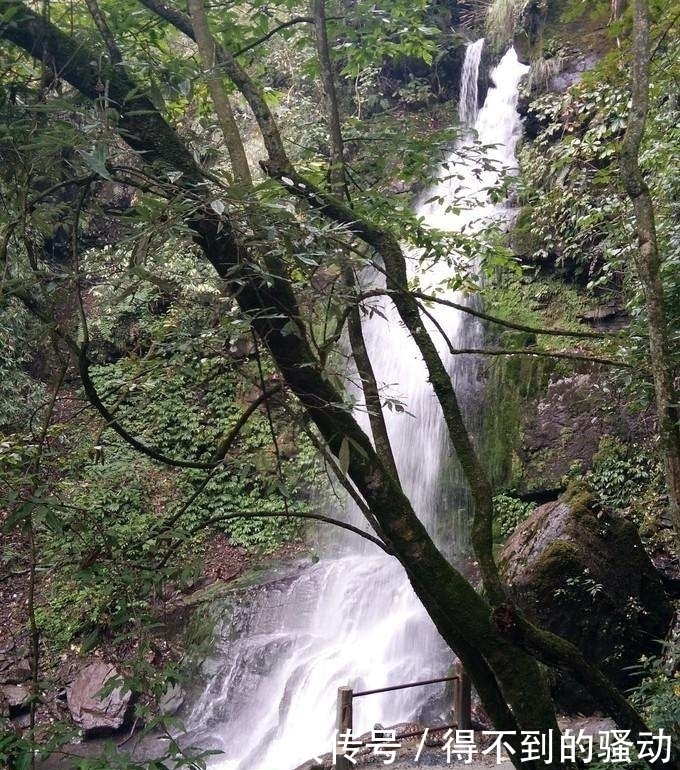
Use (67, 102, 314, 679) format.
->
(499, 494, 673, 711)
(0, 684, 31, 716)
(66, 661, 131, 735)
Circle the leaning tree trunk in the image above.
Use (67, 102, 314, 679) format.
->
(620, 0, 680, 537)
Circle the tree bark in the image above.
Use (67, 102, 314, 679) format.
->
(187, 0, 252, 184)
(312, 0, 347, 197)
(620, 0, 680, 536)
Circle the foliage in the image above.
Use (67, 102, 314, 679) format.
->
(0, 725, 34, 770)
(517, 20, 680, 364)
(588, 436, 663, 512)
(0, 300, 46, 428)
(518, 74, 632, 288)
(583, 436, 675, 550)
(631, 639, 680, 744)
(0, 0, 458, 665)
(516, 23, 680, 523)
(330, 0, 439, 76)
(492, 492, 534, 539)
(553, 569, 604, 602)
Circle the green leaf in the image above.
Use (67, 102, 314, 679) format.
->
(78, 142, 112, 180)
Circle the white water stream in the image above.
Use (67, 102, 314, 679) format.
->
(187, 43, 528, 770)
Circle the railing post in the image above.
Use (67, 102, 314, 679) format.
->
(453, 661, 471, 730)
(336, 686, 353, 770)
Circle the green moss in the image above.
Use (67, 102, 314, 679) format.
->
(562, 482, 596, 515)
(516, 538, 585, 606)
(480, 300, 554, 491)
(534, 538, 579, 570)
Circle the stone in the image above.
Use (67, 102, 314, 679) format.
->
(499, 496, 673, 711)
(0, 652, 32, 684)
(513, 0, 548, 64)
(516, 374, 651, 494)
(578, 304, 629, 331)
(0, 683, 31, 714)
(159, 682, 185, 716)
(66, 661, 131, 735)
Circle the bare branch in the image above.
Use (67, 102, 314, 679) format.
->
(361, 288, 610, 340)
(232, 16, 315, 58)
(198, 511, 394, 554)
(84, 0, 123, 65)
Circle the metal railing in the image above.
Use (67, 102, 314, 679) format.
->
(335, 661, 471, 770)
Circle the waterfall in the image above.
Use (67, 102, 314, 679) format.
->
(185, 44, 528, 770)
(458, 38, 485, 125)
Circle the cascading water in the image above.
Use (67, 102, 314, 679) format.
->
(458, 38, 485, 125)
(186, 43, 528, 770)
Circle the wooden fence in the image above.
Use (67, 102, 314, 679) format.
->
(335, 661, 471, 770)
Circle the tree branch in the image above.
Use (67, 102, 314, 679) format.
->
(361, 288, 610, 340)
(160, 510, 395, 568)
(620, 0, 680, 533)
(187, 0, 252, 183)
(258, 159, 507, 606)
(136, 0, 291, 167)
(232, 16, 315, 58)
(493, 604, 676, 770)
(0, 1, 203, 183)
(84, 0, 123, 65)
(78, 346, 280, 469)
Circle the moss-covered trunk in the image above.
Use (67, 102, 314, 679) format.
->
(620, 0, 680, 537)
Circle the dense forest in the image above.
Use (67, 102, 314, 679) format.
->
(1, 0, 679, 768)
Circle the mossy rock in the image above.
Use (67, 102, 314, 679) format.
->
(515, 373, 652, 494)
(499, 498, 673, 712)
(513, 0, 548, 63)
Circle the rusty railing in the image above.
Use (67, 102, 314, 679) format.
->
(335, 661, 471, 770)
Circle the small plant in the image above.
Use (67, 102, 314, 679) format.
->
(492, 493, 534, 539)
(630, 640, 680, 744)
(554, 569, 604, 601)
(588, 436, 663, 512)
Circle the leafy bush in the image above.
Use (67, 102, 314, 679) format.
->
(0, 301, 46, 429)
(588, 436, 663, 512)
(630, 640, 680, 744)
(518, 78, 632, 287)
(493, 493, 534, 539)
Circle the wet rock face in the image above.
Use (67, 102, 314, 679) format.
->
(516, 373, 651, 494)
(499, 498, 673, 711)
(66, 662, 132, 736)
(513, 0, 548, 64)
